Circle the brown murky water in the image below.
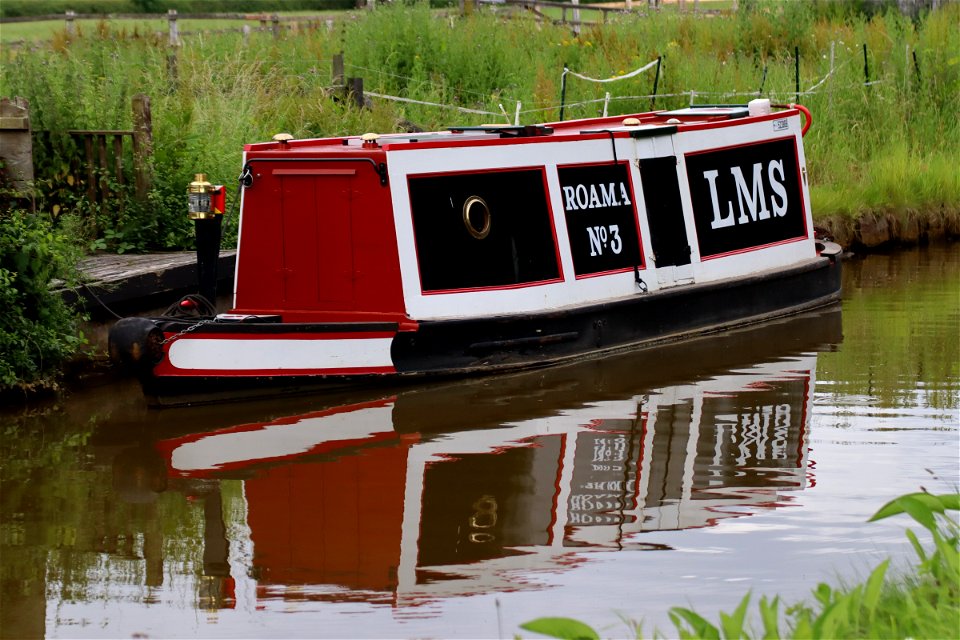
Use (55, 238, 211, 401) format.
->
(2, 244, 957, 639)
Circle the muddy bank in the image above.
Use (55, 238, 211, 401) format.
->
(817, 208, 960, 251)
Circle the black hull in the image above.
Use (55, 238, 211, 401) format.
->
(142, 255, 841, 406)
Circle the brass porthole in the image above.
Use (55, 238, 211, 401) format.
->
(463, 196, 491, 240)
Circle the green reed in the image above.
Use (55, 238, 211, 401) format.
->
(1, 2, 957, 250)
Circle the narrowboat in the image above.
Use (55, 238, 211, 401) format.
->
(109, 99, 841, 406)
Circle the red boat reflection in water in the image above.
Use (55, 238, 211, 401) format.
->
(147, 319, 827, 609)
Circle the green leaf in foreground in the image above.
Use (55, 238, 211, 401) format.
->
(519, 617, 600, 640)
(869, 492, 959, 531)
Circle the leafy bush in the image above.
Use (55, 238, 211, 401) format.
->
(0, 207, 85, 389)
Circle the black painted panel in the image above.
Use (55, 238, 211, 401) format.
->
(408, 169, 560, 291)
(557, 163, 643, 276)
(684, 138, 807, 258)
(638, 156, 691, 267)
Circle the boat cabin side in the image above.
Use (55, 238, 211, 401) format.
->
(230, 106, 815, 324)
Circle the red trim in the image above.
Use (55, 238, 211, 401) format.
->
(154, 365, 396, 377)
(683, 134, 798, 157)
(677, 109, 799, 133)
(574, 267, 639, 280)
(383, 131, 629, 152)
(699, 235, 808, 261)
(161, 331, 396, 341)
(420, 276, 565, 296)
(547, 433, 568, 546)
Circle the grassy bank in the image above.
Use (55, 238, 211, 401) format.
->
(521, 492, 960, 640)
(0, 2, 957, 252)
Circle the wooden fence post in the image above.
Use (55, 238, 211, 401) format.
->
(332, 53, 345, 90)
(0, 97, 35, 210)
(168, 9, 179, 46)
(132, 94, 153, 201)
(65, 11, 76, 37)
(272, 14, 280, 39)
(347, 77, 365, 109)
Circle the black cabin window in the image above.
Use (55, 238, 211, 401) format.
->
(408, 169, 561, 292)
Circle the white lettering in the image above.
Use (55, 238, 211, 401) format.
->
(563, 182, 632, 210)
(609, 224, 622, 254)
(588, 184, 602, 209)
(599, 183, 618, 207)
(732, 163, 771, 224)
(768, 159, 788, 217)
(575, 184, 589, 210)
(587, 226, 604, 257)
(704, 169, 735, 229)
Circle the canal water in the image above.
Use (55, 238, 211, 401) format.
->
(2, 244, 957, 639)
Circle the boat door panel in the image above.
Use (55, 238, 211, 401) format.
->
(637, 155, 695, 287)
(278, 174, 355, 308)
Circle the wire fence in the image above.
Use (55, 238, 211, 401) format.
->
(343, 41, 909, 125)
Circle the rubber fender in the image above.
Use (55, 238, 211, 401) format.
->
(108, 317, 165, 373)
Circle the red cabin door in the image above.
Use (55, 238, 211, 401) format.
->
(276, 170, 357, 309)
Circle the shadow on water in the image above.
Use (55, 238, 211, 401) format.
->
(88, 307, 843, 610)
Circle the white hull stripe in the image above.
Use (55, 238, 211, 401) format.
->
(168, 338, 394, 371)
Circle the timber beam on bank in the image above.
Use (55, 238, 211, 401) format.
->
(63, 251, 236, 319)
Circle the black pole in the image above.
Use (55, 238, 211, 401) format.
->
(195, 216, 223, 306)
(912, 50, 921, 84)
(863, 43, 870, 87)
(794, 46, 800, 103)
(758, 64, 768, 96)
(651, 56, 662, 110)
(559, 64, 568, 121)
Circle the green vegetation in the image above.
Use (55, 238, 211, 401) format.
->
(0, 1, 353, 19)
(520, 492, 960, 639)
(0, 208, 85, 392)
(1, 2, 957, 253)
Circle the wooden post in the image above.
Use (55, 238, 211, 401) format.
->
(559, 64, 568, 121)
(83, 136, 96, 204)
(132, 94, 153, 202)
(651, 55, 662, 109)
(863, 43, 870, 87)
(168, 9, 179, 46)
(0, 97, 34, 210)
(348, 77, 365, 109)
(571, 0, 581, 37)
(272, 14, 280, 39)
(794, 46, 800, 103)
(65, 10, 76, 37)
(332, 53, 345, 89)
(242, 24, 251, 46)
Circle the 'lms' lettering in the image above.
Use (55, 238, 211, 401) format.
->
(703, 159, 790, 230)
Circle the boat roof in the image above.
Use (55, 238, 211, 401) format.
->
(243, 105, 788, 154)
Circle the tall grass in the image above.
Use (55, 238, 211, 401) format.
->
(0, 2, 957, 251)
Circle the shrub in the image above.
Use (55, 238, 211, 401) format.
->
(0, 206, 85, 390)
